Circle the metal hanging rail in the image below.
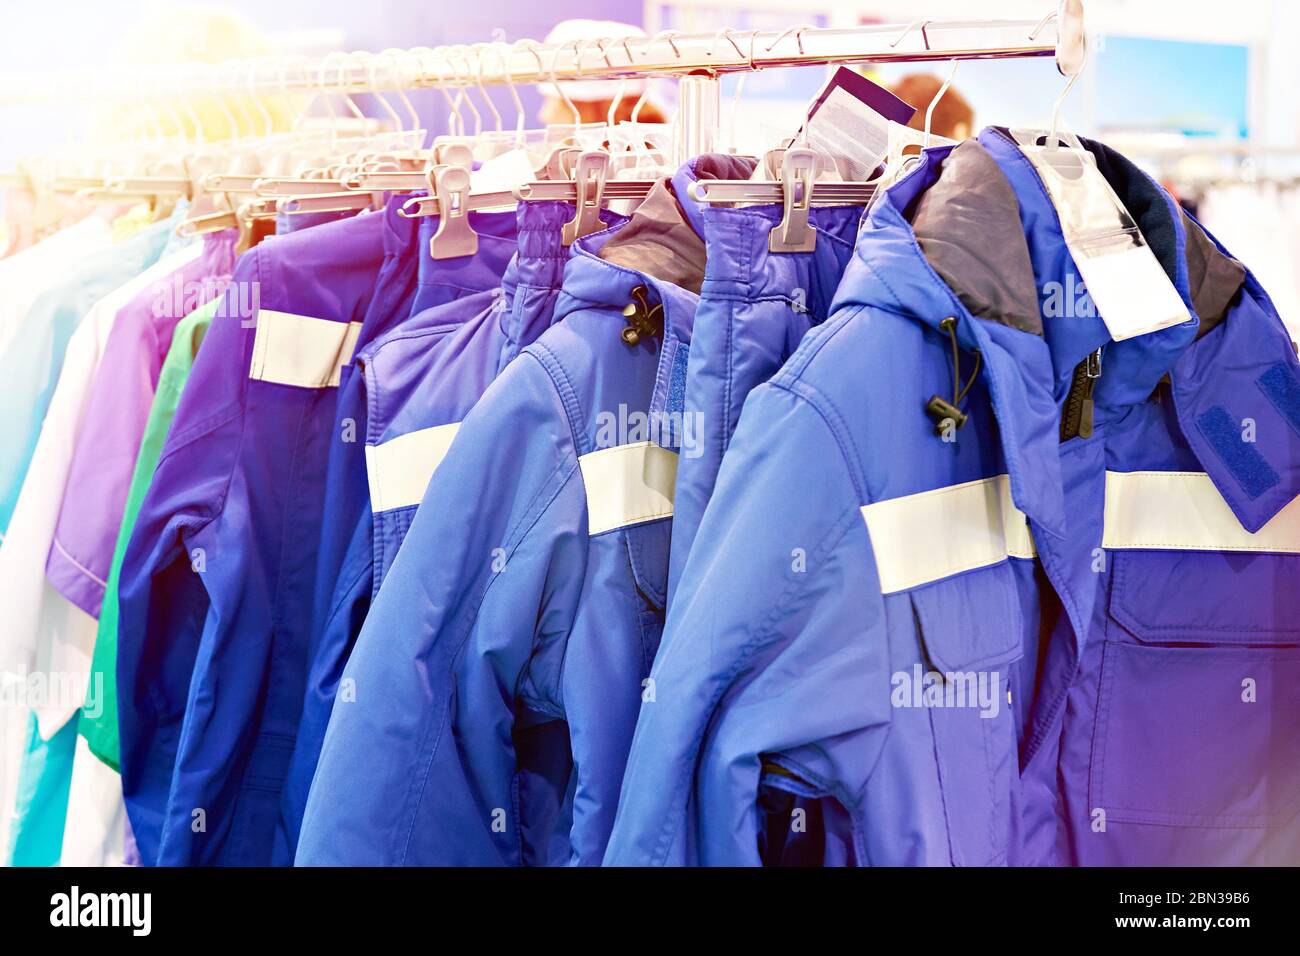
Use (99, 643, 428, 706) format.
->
(0, 12, 1069, 106)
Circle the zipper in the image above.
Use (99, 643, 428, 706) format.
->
(634, 581, 665, 619)
(1060, 348, 1103, 441)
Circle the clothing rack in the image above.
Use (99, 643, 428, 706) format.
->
(0, 9, 1082, 160)
(0, 16, 1070, 100)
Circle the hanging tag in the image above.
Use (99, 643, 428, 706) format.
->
(796, 67, 916, 182)
(1009, 130, 1190, 341)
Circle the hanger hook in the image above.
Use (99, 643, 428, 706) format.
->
(381, 48, 421, 136)
(923, 59, 959, 150)
(1048, 67, 1083, 147)
(547, 39, 582, 131)
(607, 84, 629, 129)
(250, 57, 275, 137)
(498, 41, 527, 143)
(282, 54, 313, 132)
(765, 24, 813, 54)
(1047, 10, 1089, 149)
(727, 31, 764, 149)
(409, 47, 450, 136)
(337, 52, 368, 125)
(571, 36, 619, 129)
(213, 60, 242, 141)
(1028, 10, 1059, 40)
(470, 43, 504, 133)
(652, 30, 682, 59)
(709, 28, 746, 60)
(446, 46, 483, 137)
(227, 59, 257, 139)
(447, 46, 482, 137)
(364, 51, 403, 135)
(586, 37, 627, 128)
(573, 36, 594, 78)
(889, 19, 931, 49)
(596, 35, 617, 71)
(179, 63, 206, 143)
(424, 47, 465, 138)
(317, 54, 339, 146)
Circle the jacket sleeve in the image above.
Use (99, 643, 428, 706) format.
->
(604, 382, 893, 866)
(297, 350, 586, 866)
(45, 291, 162, 618)
(115, 273, 251, 864)
(115, 425, 236, 864)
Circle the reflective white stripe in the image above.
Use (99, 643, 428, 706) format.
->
(248, 310, 362, 388)
(1103, 470, 1300, 552)
(364, 422, 462, 513)
(579, 441, 677, 535)
(861, 475, 1034, 594)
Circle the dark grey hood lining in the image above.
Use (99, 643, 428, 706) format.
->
(911, 134, 1247, 343)
(598, 180, 707, 294)
(596, 154, 757, 296)
(908, 139, 1044, 336)
(1179, 207, 1247, 339)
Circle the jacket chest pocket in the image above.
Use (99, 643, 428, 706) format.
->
(1093, 551, 1300, 831)
(906, 560, 1026, 865)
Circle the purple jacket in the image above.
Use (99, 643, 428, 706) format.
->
(47, 229, 239, 616)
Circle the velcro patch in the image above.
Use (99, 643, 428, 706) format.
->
(1195, 405, 1279, 500)
(1257, 361, 1300, 440)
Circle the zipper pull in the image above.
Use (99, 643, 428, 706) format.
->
(1077, 348, 1102, 439)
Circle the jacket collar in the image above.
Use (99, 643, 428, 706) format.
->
(555, 206, 700, 336)
(555, 158, 749, 349)
(671, 153, 758, 240)
(555, 207, 703, 446)
(1168, 219, 1300, 532)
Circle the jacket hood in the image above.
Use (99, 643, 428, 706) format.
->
(839, 128, 1299, 539)
(908, 139, 1043, 337)
(833, 141, 1071, 541)
(978, 129, 1297, 534)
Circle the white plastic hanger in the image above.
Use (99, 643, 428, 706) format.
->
(865, 58, 960, 194)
